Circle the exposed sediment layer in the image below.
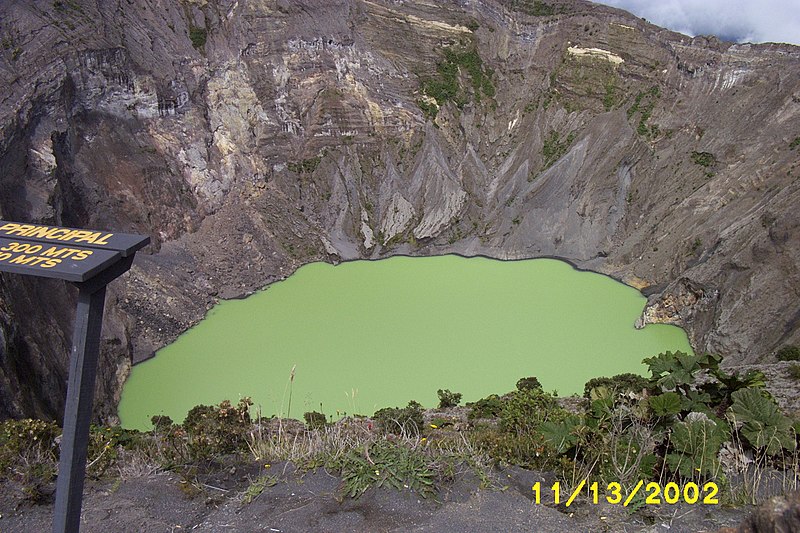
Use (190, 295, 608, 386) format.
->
(0, 0, 798, 422)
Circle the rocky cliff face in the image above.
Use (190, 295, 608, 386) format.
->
(0, 0, 798, 423)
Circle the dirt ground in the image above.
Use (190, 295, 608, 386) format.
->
(0, 462, 751, 532)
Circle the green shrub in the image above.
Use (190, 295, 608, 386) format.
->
(287, 157, 321, 174)
(0, 418, 60, 475)
(189, 26, 207, 49)
(643, 351, 713, 392)
(471, 428, 548, 469)
(627, 86, 661, 138)
(583, 373, 648, 398)
(665, 414, 728, 478)
(182, 398, 253, 460)
(332, 440, 436, 499)
(649, 391, 682, 417)
(436, 389, 462, 408)
(790, 136, 800, 150)
(508, 0, 556, 16)
(603, 81, 618, 110)
(429, 417, 454, 429)
(728, 388, 796, 455)
(0, 419, 60, 502)
(303, 411, 327, 430)
(643, 351, 766, 418)
(690, 151, 717, 168)
(516, 376, 542, 391)
(418, 45, 494, 118)
(776, 345, 800, 361)
(242, 473, 278, 503)
(151, 415, 174, 431)
(538, 414, 582, 454)
(416, 99, 438, 118)
(703, 367, 766, 411)
(500, 388, 561, 434)
(373, 401, 424, 436)
(87, 426, 143, 476)
(541, 130, 577, 168)
(789, 364, 800, 380)
(467, 394, 504, 419)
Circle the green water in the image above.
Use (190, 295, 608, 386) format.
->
(119, 256, 692, 429)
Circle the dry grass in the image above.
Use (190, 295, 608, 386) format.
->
(722, 432, 800, 505)
(115, 448, 163, 479)
(244, 413, 496, 491)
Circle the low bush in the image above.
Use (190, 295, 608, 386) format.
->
(303, 411, 327, 430)
(373, 401, 424, 436)
(331, 440, 436, 499)
(182, 398, 253, 461)
(0, 418, 60, 474)
(777, 345, 800, 361)
(467, 394, 504, 419)
(87, 426, 143, 477)
(0, 418, 60, 502)
(583, 373, 649, 398)
(189, 26, 207, 48)
(515, 376, 542, 391)
(500, 388, 562, 434)
(691, 151, 717, 168)
(437, 389, 463, 408)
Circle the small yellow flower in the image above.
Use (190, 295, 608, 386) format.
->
(265, 464, 271, 468)
(420, 437, 427, 442)
(430, 424, 438, 429)
(375, 470, 380, 476)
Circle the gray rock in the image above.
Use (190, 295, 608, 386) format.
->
(0, 0, 798, 423)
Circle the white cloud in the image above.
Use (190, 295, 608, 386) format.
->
(596, 0, 800, 45)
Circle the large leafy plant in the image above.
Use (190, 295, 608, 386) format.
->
(642, 351, 718, 392)
(727, 388, 796, 455)
(665, 413, 728, 478)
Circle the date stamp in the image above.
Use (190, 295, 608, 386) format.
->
(532, 480, 719, 507)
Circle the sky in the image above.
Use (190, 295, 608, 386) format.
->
(595, 0, 800, 46)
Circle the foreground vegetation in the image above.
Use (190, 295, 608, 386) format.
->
(1, 352, 798, 508)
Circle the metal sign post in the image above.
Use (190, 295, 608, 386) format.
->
(0, 220, 149, 533)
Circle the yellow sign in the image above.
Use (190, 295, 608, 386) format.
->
(0, 222, 114, 246)
(0, 241, 95, 270)
(0, 219, 149, 281)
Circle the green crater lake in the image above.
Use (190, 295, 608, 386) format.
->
(119, 256, 692, 429)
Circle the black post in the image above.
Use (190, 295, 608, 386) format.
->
(52, 286, 107, 533)
(0, 220, 149, 532)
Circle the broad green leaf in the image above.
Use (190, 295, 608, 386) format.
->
(680, 390, 713, 415)
(539, 415, 581, 454)
(588, 385, 613, 402)
(649, 392, 682, 416)
(728, 388, 796, 455)
(643, 351, 710, 391)
(666, 414, 728, 478)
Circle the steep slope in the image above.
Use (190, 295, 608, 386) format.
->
(0, 0, 798, 422)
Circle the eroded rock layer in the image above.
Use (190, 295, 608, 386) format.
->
(0, 0, 798, 422)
